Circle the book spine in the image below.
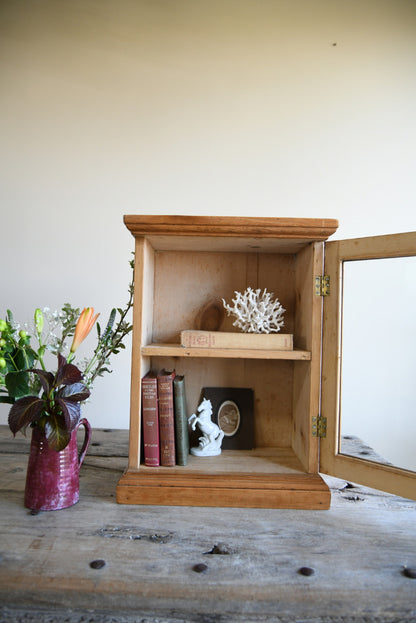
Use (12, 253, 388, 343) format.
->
(173, 376, 189, 466)
(157, 369, 176, 466)
(181, 330, 217, 348)
(141, 373, 160, 467)
(180, 330, 293, 350)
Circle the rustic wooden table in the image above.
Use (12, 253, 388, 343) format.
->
(1, 426, 415, 623)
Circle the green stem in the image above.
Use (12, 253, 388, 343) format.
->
(36, 341, 47, 371)
(7, 350, 20, 372)
(83, 352, 99, 379)
(37, 352, 46, 371)
(84, 280, 134, 386)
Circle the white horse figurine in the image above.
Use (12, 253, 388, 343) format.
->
(188, 398, 224, 457)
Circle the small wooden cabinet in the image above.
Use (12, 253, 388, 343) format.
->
(116, 216, 416, 509)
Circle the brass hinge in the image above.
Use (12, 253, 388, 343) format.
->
(312, 415, 327, 438)
(315, 275, 330, 296)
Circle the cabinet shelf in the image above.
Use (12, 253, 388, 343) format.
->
(117, 448, 330, 509)
(130, 447, 308, 475)
(141, 343, 311, 360)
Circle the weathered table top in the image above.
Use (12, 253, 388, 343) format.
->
(1, 426, 415, 623)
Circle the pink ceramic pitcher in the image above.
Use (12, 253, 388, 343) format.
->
(24, 418, 92, 511)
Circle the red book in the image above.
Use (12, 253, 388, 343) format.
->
(141, 372, 160, 467)
(157, 369, 176, 466)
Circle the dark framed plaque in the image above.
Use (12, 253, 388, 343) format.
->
(201, 387, 254, 450)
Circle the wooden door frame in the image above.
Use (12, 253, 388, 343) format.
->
(320, 232, 416, 500)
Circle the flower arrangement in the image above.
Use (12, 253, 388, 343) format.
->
(0, 258, 134, 451)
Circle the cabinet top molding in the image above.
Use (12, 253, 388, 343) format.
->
(124, 215, 339, 241)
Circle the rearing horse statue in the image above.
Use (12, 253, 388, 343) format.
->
(189, 398, 224, 457)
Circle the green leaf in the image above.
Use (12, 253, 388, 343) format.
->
(26, 346, 39, 361)
(5, 370, 31, 398)
(14, 347, 36, 372)
(102, 308, 116, 341)
(2, 350, 17, 373)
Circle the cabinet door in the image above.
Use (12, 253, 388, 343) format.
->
(320, 232, 416, 500)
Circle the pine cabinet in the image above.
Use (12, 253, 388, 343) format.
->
(116, 216, 416, 509)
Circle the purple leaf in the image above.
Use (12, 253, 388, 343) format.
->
(57, 383, 90, 403)
(31, 369, 54, 395)
(56, 398, 81, 432)
(55, 362, 83, 387)
(8, 396, 45, 435)
(44, 415, 71, 451)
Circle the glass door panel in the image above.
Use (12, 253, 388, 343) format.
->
(340, 256, 416, 472)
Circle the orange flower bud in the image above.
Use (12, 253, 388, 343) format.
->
(70, 307, 100, 354)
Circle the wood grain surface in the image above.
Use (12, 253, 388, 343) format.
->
(1, 426, 415, 623)
(124, 214, 339, 240)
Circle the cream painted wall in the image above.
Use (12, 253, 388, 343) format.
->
(1, 0, 415, 438)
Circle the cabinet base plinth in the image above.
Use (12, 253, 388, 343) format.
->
(116, 470, 331, 510)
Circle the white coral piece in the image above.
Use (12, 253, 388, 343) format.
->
(222, 287, 285, 334)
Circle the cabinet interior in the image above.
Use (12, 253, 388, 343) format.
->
(134, 239, 322, 477)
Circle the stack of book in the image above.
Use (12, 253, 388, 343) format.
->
(141, 369, 190, 467)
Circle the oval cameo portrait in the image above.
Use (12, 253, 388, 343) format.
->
(218, 400, 240, 437)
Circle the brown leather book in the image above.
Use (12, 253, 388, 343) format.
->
(157, 369, 176, 466)
(141, 371, 160, 467)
